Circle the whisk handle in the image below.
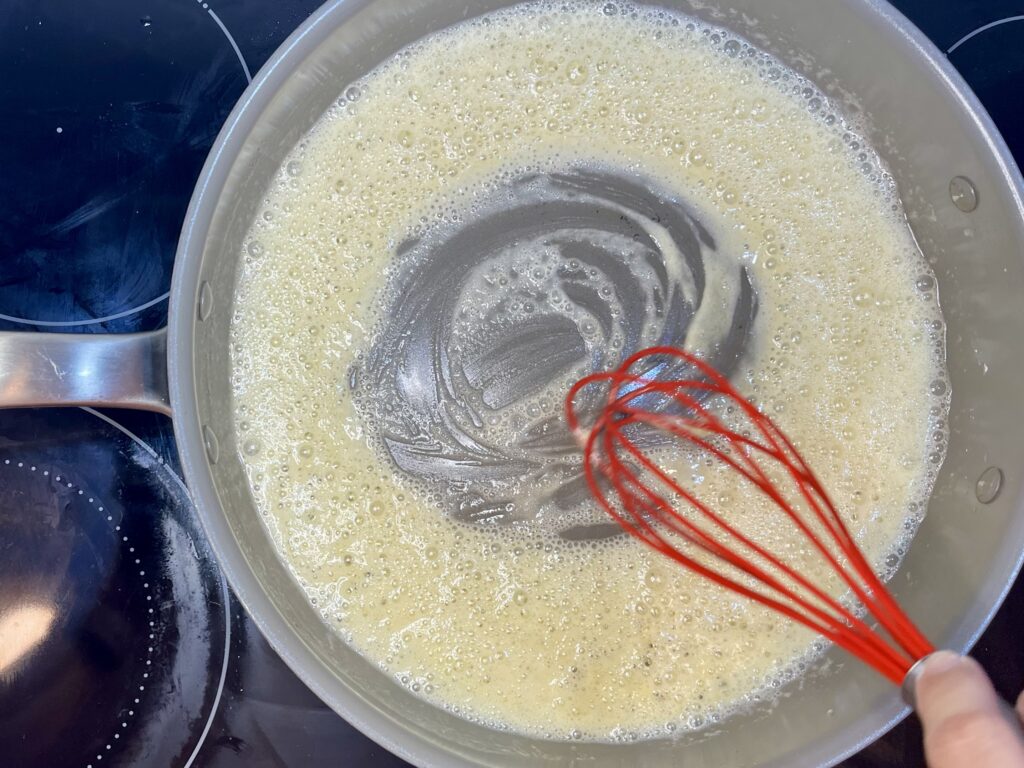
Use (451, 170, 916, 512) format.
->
(899, 655, 932, 710)
(902, 654, 1023, 735)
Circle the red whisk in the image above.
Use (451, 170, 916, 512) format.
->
(565, 345, 934, 689)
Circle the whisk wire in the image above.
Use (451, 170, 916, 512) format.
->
(603, 416, 913, 683)
(567, 346, 934, 686)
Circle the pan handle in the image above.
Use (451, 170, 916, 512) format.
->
(0, 328, 171, 415)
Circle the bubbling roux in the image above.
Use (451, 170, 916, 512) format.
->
(230, 1, 948, 741)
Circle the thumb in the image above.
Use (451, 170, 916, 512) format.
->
(914, 651, 1024, 768)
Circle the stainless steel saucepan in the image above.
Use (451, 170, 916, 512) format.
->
(2, 1, 1023, 765)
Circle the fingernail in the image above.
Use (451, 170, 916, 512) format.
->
(922, 650, 963, 678)
(904, 651, 971, 709)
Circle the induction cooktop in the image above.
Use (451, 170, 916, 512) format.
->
(1, 2, 1022, 766)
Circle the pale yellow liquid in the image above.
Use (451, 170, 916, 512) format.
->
(230, 1, 947, 740)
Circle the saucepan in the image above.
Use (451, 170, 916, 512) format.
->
(2, 1, 1023, 765)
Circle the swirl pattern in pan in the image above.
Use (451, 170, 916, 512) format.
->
(352, 167, 758, 540)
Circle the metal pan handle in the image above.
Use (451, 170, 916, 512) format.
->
(0, 329, 171, 415)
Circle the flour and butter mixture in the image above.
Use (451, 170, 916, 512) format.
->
(230, 2, 948, 740)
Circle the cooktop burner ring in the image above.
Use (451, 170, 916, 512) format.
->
(0, 408, 231, 768)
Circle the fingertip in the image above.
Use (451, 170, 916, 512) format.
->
(914, 653, 1024, 768)
(919, 650, 966, 681)
(915, 652, 989, 716)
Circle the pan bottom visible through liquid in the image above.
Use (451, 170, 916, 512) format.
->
(229, 0, 949, 741)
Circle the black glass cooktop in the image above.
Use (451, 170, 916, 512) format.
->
(1, 2, 1022, 766)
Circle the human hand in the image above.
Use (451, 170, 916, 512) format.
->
(914, 651, 1024, 768)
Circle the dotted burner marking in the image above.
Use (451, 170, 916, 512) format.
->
(2, 458, 157, 767)
(77, 407, 233, 768)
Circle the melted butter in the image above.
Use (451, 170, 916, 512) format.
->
(230, 1, 947, 741)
